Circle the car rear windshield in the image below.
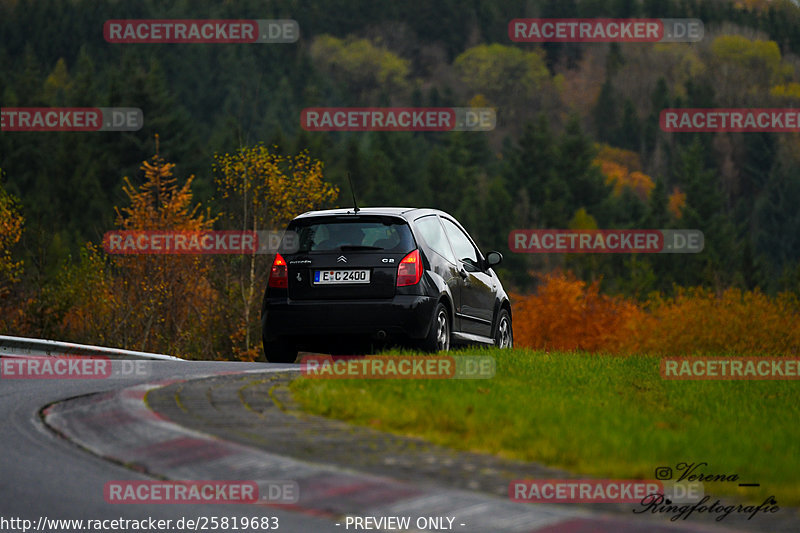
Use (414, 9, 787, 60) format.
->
(289, 216, 416, 253)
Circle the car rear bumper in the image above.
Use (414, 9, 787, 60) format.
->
(263, 295, 437, 341)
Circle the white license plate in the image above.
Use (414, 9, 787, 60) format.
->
(313, 269, 371, 284)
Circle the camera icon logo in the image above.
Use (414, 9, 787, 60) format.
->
(655, 467, 673, 480)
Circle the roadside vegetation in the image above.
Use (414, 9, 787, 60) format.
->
(291, 346, 800, 506)
(0, 145, 339, 360)
(512, 271, 800, 356)
(291, 272, 800, 505)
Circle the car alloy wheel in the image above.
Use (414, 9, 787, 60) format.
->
(495, 311, 513, 348)
(435, 307, 450, 351)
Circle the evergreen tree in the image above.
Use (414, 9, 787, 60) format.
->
(557, 115, 612, 225)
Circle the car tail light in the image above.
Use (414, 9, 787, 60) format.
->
(268, 253, 288, 288)
(397, 249, 422, 286)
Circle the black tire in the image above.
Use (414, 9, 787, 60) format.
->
(494, 308, 513, 348)
(420, 302, 450, 352)
(262, 337, 298, 363)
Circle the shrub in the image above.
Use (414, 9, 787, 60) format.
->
(512, 271, 800, 356)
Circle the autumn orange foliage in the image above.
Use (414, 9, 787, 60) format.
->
(621, 287, 800, 356)
(593, 145, 655, 201)
(33, 140, 342, 361)
(55, 141, 220, 358)
(667, 187, 686, 219)
(0, 170, 25, 330)
(0, 170, 24, 297)
(512, 271, 800, 356)
(511, 271, 642, 352)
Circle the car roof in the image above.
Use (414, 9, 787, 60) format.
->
(292, 207, 455, 221)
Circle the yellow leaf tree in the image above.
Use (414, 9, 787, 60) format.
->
(0, 168, 24, 304)
(593, 144, 655, 201)
(309, 35, 410, 100)
(213, 146, 338, 360)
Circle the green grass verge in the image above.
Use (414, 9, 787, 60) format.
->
(289, 347, 800, 506)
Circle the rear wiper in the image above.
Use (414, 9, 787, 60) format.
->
(339, 245, 382, 250)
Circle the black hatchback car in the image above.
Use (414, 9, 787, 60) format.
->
(261, 207, 513, 362)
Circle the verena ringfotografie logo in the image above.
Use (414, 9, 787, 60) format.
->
(300, 108, 495, 132)
(638, 462, 778, 522)
(102, 230, 299, 255)
(509, 230, 703, 253)
(1, 108, 142, 132)
(104, 480, 298, 504)
(636, 494, 779, 522)
(104, 20, 298, 43)
(509, 18, 703, 43)
(301, 355, 495, 379)
(662, 357, 800, 380)
(1, 356, 151, 379)
(661, 109, 800, 132)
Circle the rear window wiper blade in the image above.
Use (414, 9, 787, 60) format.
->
(339, 245, 383, 250)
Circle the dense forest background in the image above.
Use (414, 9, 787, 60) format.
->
(3, 0, 800, 356)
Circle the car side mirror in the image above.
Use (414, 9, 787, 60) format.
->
(485, 251, 503, 268)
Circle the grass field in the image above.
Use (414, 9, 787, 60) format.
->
(289, 347, 800, 506)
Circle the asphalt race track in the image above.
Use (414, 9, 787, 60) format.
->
(0, 361, 338, 532)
